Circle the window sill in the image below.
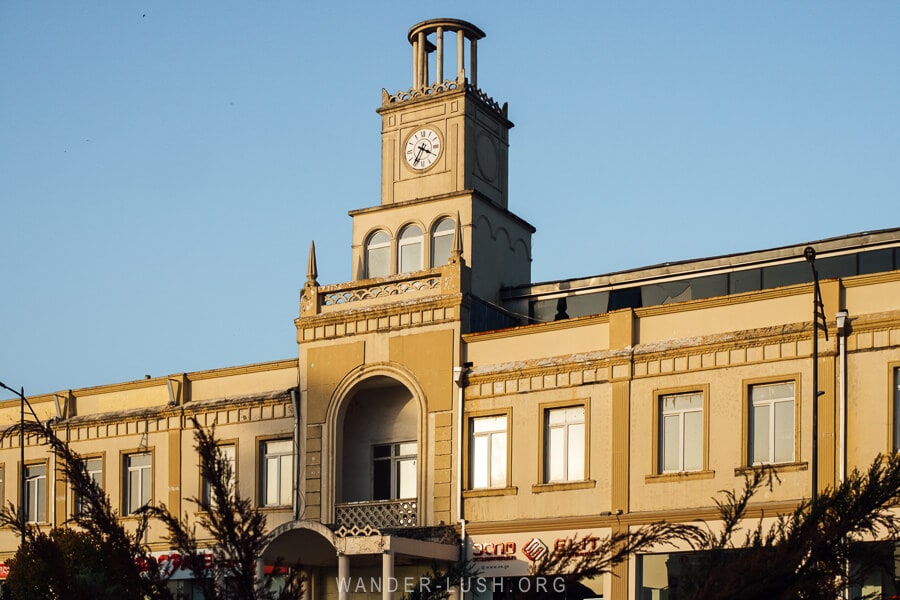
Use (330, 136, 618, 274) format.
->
(734, 462, 808, 476)
(531, 480, 596, 494)
(464, 486, 518, 498)
(645, 470, 715, 484)
(258, 505, 292, 512)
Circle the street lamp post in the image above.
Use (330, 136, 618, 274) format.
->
(0, 381, 42, 549)
(804, 247, 828, 503)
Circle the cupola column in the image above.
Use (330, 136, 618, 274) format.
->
(456, 28, 465, 82)
(470, 37, 477, 88)
(435, 26, 444, 83)
(408, 19, 485, 89)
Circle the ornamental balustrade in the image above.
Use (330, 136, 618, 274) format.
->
(335, 498, 418, 530)
(300, 263, 464, 318)
(323, 273, 442, 306)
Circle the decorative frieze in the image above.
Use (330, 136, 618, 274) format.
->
(23, 395, 295, 444)
(466, 318, 898, 399)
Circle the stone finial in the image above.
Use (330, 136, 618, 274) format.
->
(449, 212, 465, 265)
(306, 240, 319, 287)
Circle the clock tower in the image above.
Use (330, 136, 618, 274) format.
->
(348, 19, 533, 304)
(378, 19, 511, 207)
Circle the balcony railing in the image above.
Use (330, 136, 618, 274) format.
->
(335, 498, 418, 530)
(299, 262, 466, 319)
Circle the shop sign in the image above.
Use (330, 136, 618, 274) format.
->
(468, 529, 606, 578)
(152, 550, 215, 580)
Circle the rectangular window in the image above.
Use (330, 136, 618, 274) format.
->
(203, 444, 236, 509)
(124, 453, 152, 515)
(660, 392, 703, 473)
(749, 381, 795, 465)
(261, 440, 292, 507)
(75, 457, 103, 516)
(25, 464, 47, 523)
(893, 368, 900, 452)
(470, 415, 508, 489)
(544, 406, 585, 483)
(373, 442, 417, 500)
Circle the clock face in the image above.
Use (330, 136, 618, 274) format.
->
(404, 128, 441, 170)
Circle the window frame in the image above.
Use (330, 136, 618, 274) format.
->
(743, 375, 801, 467)
(890, 363, 900, 453)
(364, 229, 391, 279)
(74, 454, 105, 517)
(397, 223, 424, 274)
(201, 440, 238, 511)
(429, 216, 456, 268)
(259, 437, 293, 508)
(652, 385, 709, 475)
(465, 410, 512, 491)
(122, 450, 154, 516)
(371, 441, 418, 500)
(538, 401, 590, 485)
(23, 460, 49, 524)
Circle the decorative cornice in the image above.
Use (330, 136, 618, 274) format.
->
(465, 313, 899, 398)
(185, 359, 298, 382)
(0, 359, 298, 407)
(297, 294, 464, 342)
(380, 81, 507, 121)
(382, 79, 463, 104)
(463, 312, 609, 343)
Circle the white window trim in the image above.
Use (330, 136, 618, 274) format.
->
(365, 230, 391, 278)
(75, 456, 103, 516)
(261, 439, 293, 507)
(749, 381, 796, 465)
(397, 225, 423, 274)
(892, 366, 900, 453)
(469, 415, 508, 490)
(430, 217, 455, 268)
(543, 405, 587, 484)
(659, 392, 704, 473)
(203, 444, 236, 509)
(24, 463, 47, 523)
(124, 453, 152, 515)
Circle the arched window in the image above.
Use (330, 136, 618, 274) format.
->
(398, 225, 423, 273)
(430, 217, 455, 267)
(365, 230, 391, 278)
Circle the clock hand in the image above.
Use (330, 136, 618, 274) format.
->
(413, 146, 425, 165)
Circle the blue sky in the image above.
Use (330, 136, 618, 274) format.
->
(2, 2, 898, 397)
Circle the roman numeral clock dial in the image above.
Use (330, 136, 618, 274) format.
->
(404, 127, 441, 170)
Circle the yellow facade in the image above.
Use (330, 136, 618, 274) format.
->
(2, 17, 899, 600)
